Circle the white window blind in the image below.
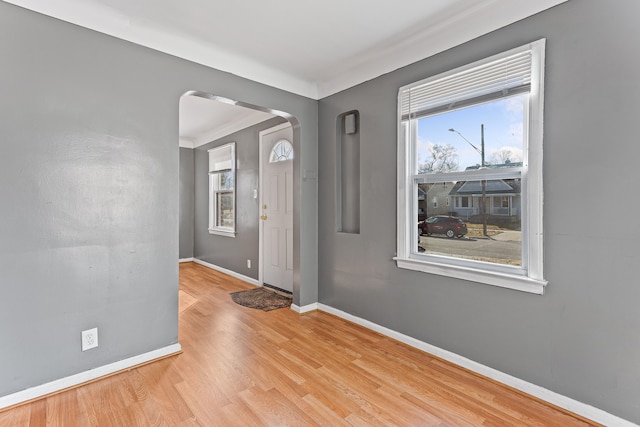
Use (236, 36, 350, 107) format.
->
(208, 144, 234, 173)
(400, 49, 532, 120)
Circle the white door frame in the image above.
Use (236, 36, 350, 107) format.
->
(258, 122, 293, 288)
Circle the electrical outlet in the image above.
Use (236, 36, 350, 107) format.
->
(82, 328, 98, 351)
(247, 259, 251, 268)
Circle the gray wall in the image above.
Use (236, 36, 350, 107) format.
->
(179, 147, 195, 259)
(318, 0, 640, 423)
(193, 117, 286, 279)
(0, 2, 317, 398)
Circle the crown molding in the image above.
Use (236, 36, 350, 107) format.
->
(316, 0, 567, 98)
(4, 0, 567, 100)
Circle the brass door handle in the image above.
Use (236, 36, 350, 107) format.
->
(260, 214, 267, 220)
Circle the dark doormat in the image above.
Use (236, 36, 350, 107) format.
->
(230, 287, 292, 311)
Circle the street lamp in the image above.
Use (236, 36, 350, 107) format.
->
(449, 125, 488, 236)
(449, 125, 485, 167)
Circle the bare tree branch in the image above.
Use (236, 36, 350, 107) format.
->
(489, 147, 522, 165)
(419, 144, 459, 173)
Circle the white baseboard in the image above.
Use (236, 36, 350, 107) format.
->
(192, 258, 260, 287)
(291, 303, 318, 314)
(0, 343, 181, 411)
(179, 257, 195, 263)
(316, 303, 636, 427)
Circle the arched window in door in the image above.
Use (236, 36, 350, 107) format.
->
(269, 139, 294, 163)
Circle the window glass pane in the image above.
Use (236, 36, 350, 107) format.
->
(416, 95, 526, 174)
(216, 192, 234, 228)
(269, 139, 294, 163)
(417, 178, 522, 267)
(217, 171, 234, 190)
(208, 142, 236, 235)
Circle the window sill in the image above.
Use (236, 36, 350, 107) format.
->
(208, 228, 236, 238)
(394, 257, 547, 294)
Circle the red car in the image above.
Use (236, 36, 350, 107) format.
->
(419, 216, 467, 238)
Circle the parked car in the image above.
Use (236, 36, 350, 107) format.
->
(418, 216, 467, 238)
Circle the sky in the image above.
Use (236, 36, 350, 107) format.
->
(417, 94, 526, 172)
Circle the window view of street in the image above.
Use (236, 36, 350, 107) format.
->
(417, 185, 522, 267)
(418, 219, 522, 266)
(414, 96, 524, 267)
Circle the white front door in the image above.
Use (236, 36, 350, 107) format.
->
(260, 124, 293, 292)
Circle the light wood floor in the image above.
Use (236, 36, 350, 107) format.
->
(0, 262, 598, 426)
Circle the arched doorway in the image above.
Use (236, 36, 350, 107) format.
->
(178, 91, 300, 299)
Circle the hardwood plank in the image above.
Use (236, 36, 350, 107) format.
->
(75, 373, 148, 427)
(45, 390, 85, 426)
(237, 386, 317, 426)
(173, 380, 229, 427)
(178, 290, 199, 313)
(215, 398, 265, 427)
(0, 262, 601, 426)
(0, 402, 31, 426)
(28, 399, 47, 427)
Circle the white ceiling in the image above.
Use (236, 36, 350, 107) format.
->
(178, 95, 275, 148)
(5, 0, 567, 100)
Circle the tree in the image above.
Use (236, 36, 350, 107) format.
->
(489, 147, 522, 165)
(418, 144, 459, 173)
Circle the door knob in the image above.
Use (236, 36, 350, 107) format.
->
(260, 214, 267, 220)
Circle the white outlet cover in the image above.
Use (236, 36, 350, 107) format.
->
(82, 328, 99, 351)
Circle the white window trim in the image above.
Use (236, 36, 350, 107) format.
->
(395, 39, 547, 294)
(208, 227, 236, 238)
(208, 142, 237, 237)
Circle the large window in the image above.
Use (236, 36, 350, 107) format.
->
(208, 142, 236, 237)
(395, 40, 547, 294)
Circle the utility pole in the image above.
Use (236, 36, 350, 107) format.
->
(480, 124, 487, 237)
(449, 125, 488, 237)
(481, 124, 485, 167)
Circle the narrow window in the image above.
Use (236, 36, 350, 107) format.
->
(208, 142, 236, 237)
